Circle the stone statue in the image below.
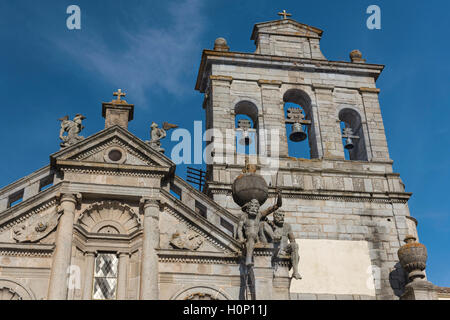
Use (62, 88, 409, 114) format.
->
(59, 114, 86, 148)
(148, 121, 178, 153)
(237, 191, 282, 267)
(259, 210, 302, 280)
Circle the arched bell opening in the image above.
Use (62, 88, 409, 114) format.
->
(234, 101, 259, 156)
(338, 108, 368, 161)
(283, 89, 318, 159)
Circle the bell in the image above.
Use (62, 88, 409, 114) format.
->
(238, 130, 252, 146)
(289, 122, 307, 142)
(344, 137, 354, 150)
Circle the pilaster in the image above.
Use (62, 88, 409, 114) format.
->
(82, 251, 95, 300)
(209, 75, 234, 165)
(313, 84, 344, 160)
(117, 252, 130, 300)
(258, 80, 286, 158)
(359, 87, 390, 161)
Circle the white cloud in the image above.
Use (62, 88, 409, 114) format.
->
(55, 0, 205, 106)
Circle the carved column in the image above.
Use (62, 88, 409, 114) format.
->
(48, 193, 78, 300)
(139, 198, 160, 300)
(82, 251, 95, 300)
(117, 252, 129, 300)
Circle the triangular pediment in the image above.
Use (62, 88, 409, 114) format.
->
(251, 19, 323, 40)
(50, 125, 175, 171)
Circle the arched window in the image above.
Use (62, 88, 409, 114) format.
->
(234, 101, 258, 155)
(283, 89, 318, 159)
(338, 108, 368, 161)
(76, 201, 140, 300)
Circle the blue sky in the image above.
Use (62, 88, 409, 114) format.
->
(0, 1, 449, 286)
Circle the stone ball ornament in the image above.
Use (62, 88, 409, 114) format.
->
(349, 49, 366, 63)
(350, 49, 362, 59)
(397, 235, 428, 281)
(214, 37, 230, 52)
(232, 172, 268, 207)
(215, 37, 227, 46)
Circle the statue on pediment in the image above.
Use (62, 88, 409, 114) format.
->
(148, 121, 178, 153)
(59, 114, 86, 148)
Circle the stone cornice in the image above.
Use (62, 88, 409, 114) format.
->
(209, 75, 233, 83)
(157, 249, 239, 264)
(157, 247, 290, 265)
(207, 183, 411, 203)
(58, 181, 158, 199)
(0, 242, 54, 257)
(254, 30, 322, 40)
(72, 227, 142, 255)
(257, 79, 283, 87)
(57, 160, 168, 178)
(212, 164, 397, 178)
(359, 87, 381, 94)
(73, 225, 142, 241)
(195, 50, 385, 92)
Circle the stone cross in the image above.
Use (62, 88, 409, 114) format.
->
(278, 10, 292, 20)
(238, 119, 252, 130)
(342, 127, 359, 139)
(113, 89, 126, 101)
(285, 107, 311, 125)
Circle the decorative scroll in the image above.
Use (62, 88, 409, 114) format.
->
(170, 230, 204, 251)
(12, 208, 61, 243)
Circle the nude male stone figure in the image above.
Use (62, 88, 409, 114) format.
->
(237, 191, 282, 267)
(259, 210, 302, 279)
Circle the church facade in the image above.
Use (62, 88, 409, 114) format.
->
(0, 16, 445, 300)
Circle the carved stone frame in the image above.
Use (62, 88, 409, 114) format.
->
(0, 277, 36, 300)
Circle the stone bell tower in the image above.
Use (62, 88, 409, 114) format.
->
(195, 14, 425, 300)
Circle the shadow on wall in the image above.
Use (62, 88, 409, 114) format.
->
(389, 262, 408, 298)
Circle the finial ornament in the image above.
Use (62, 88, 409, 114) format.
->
(398, 235, 428, 282)
(278, 10, 292, 19)
(113, 89, 127, 103)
